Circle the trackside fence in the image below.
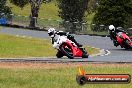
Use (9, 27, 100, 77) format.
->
(0, 13, 132, 36)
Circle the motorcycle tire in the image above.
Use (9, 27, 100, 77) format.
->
(124, 39, 132, 49)
(60, 44, 74, 59)
(80, 48, 89, 58)
(82, 53, 89, 58)
(56, 51, 63, 58)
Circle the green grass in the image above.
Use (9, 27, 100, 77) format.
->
(0, 33, 56, 58)
(7, 0, 94, 23)
(7, 0, 103, 35)
(7, 0, 62, 27)
(86, 13, 95, 24)
(7, 0, 60, 20)
(7, 0, 110, 36)
(85, 46, 100, 55)
(86, 30, 108, 36)
(0, 33, 99, 58)
(0, 64, 132, 88)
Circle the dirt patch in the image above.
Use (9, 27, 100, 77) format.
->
(0, 62, 131, 69)
(0, 62, 80, 69)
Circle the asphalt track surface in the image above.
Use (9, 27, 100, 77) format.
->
(0, 27, 132, 63)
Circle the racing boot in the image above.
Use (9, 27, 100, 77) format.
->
(76, 43, 83, 47)
(72, 39, 82, 47)
(113, 40, 119, 47)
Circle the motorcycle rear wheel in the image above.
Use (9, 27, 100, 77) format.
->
(80, 48, 89, 58)
(82, 54, 89, 58)
(124, 39, 132, 49)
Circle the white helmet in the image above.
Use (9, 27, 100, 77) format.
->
(109, 25, 115, 31)
(48, 28, 56, 37)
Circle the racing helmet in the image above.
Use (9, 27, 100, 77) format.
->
(109, 25, 115, 31)
(48, 28, 56, 37)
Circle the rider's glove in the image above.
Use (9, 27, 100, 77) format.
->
(66, 32, 69, 36)
(126, 32, 128, 35)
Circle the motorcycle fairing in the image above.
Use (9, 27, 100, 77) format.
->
(116, 32, 132, 47)
(65, 40, 83, 57)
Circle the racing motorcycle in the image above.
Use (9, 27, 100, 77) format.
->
(114, 32, 132, 49)
(52, 35, 89, 59)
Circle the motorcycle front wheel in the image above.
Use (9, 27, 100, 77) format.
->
(60, 44, 74, 59)
(56, 51, 64, 58)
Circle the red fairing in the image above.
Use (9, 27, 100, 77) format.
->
(130, 42, 132, 46)
(116, 32, 132, 47)
(124, 33, 132, 46)
(116, 36, 124, 46)
(65, 40, 83, 57)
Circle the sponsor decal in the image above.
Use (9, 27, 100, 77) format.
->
(76, 66, 131, 85)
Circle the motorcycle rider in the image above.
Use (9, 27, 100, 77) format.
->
(108, 25, 127, 46)
(48, 28, 82, 47)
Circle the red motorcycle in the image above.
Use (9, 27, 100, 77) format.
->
(52, 35, 89, 59)
(116, 32, 132, 49)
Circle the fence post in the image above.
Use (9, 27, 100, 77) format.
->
(10, 14, 14, 24)
(99, 25, 105, 31)
(29, 16, 37, 28)
(127, 28, 132, 36)
(82, 22, 86, 31)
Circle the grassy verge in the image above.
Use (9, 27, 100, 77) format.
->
(7, 0, 93, 23)
(7, 0, 60, 20)
(0, 63, 131, 88)
(85, 46, 100, 55)
(7, 0, 109, 36)
(0, 33, 56, 58)
(86, 30, 108, 36)
(0, 33, 99, 58)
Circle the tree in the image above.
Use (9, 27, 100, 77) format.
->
(92, 0, 132, 31)
(10, 0, 48, 28)
(57, 0, 88, 32)
(10, 0, 29, 9)
(125, 0, 132, 27)
(0, 0, 12, 16)
(29, 0, 43, 27)
(87, 0, 99, 14)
